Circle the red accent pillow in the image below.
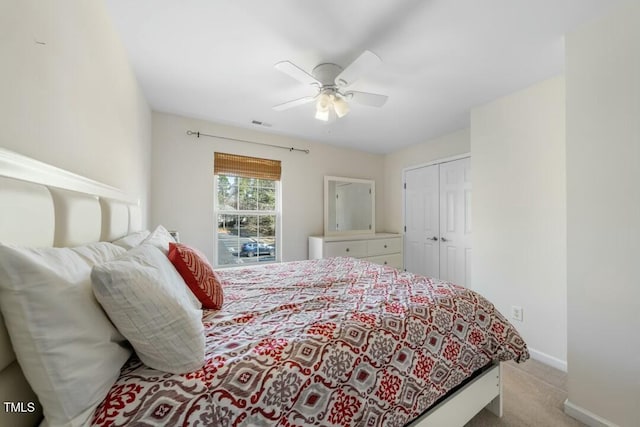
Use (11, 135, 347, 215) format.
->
(168, 242, 223, 309)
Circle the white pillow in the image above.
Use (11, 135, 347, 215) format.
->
(91, 244, 205, 374)
(111, 230, 150, 250)
(142, 225, 175, 254)
(138, 225, 202, 308)
(0, 242, 131, 427)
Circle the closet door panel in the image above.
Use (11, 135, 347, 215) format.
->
(404, 165, 439, 278)
(439, 158, 472, 287)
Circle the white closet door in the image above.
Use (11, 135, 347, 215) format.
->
(439, 157, 472, 287)
(404, 165, 439, 277)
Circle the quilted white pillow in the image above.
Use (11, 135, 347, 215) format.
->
(111, 229, 150, 250)
(139, 225, 201, 308)
(0, 242, 131, 427)
(91, 244, 205, 374)
(142, 224, 176, 254)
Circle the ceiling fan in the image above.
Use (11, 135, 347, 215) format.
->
(273, 50, 388, 121)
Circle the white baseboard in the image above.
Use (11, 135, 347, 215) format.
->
(564, 399, 619, 427)
(528, 347, 567, 372)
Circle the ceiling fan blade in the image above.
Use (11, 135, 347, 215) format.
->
(334, 50, 382, 87)
(345, 91, 388, 107)
(273, 96, 316, 111)
(274, 61, 321, 86)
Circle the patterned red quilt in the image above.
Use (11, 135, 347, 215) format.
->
(92, 257, 528, 426)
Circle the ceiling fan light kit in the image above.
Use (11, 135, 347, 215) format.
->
(273, 50, 388, 122)
(316, 91, 333, 113)
(313, 89, 350, 122)
(333, 96, 349, 118)
(314, 108, 330, 121)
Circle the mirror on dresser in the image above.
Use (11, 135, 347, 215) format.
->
(324, 176, 375, 236)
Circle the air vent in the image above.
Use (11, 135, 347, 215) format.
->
(251, 120, 272, 128)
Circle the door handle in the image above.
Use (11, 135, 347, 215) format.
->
(428, 236, 438, 241)
(441, 237, 448, 242)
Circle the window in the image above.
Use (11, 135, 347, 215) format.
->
(213, 153, 281, 267)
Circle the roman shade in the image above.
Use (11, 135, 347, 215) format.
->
(214, 152, 281, 181)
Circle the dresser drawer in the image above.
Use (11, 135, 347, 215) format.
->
(324, 240, 367, 258)
(367, 237, 402, 256)
(366, 253, 403, 269)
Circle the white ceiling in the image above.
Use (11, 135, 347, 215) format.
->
(104, 0, 623, 154)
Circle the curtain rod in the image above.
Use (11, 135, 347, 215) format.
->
(186, 130, 310, 154)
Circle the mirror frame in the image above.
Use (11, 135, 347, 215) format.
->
(324, 176, 375, 236)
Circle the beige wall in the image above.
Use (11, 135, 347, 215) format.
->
(470, 76, 567, 370)
(565, 2, 640, 425)
(150, 112, 385, 263)
(383, 129, 470, 233)
(0, 0, 151, 222)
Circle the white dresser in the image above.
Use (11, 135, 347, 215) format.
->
(308, 233, 403, 269)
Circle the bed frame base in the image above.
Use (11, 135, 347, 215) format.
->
(408, 363, 502, 427)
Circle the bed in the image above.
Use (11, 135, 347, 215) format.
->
(0, 148, 528, 427)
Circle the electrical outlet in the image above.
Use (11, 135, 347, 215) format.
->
(511, 306, 523, 322)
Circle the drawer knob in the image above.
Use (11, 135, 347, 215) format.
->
(384, 261, 388, 265)
(346, 248, 350, 252)
(384, 244, 387, 248)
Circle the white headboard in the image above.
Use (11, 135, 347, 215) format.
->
(0, 148, 143, 427)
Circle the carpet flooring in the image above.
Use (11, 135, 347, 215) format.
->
(465, 359, 585, 427)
